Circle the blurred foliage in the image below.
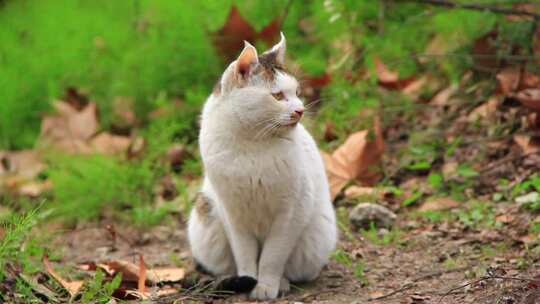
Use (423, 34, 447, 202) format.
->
(0, 0, 525, 149)
(0, 0, 536, 222)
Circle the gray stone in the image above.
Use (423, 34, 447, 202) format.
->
(349, 203, 397, 230)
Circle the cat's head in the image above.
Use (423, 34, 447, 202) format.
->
(213, 33, 304, 139)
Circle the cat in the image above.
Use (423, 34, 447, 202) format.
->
(187, 33, 337, 300)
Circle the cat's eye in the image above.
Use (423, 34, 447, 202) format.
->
(272, 91, 285, 101)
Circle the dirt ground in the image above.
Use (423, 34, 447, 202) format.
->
(51, 199, 540, 304)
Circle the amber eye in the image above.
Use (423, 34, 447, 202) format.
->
(271, 91, 285, 101)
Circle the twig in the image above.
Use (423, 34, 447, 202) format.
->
(438, 275, 535, 303)
(412, 266, 469, 283)
(296, 289, 336, 302)
(368, 283, 416, 301)
(403, 0, 540, 20)
(368, 266, 469, 302)
(480, 150, 540, 175)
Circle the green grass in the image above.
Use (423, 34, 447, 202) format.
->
(0, 0, 219, 149)
(0, 207, 41, 278)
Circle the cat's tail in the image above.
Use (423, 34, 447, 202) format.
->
(215, 276, 257, 294)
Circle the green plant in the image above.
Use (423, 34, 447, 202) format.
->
(361, 223, 404, 246)
(331, 249, 368, 285)
(456, 201, 495, 228)
(80, 270, 122, 304)
(0, 207, 40, 277)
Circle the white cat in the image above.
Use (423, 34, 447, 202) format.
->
(188, 33, 337, 300)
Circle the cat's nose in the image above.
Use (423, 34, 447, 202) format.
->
(293, 108, 304, 118)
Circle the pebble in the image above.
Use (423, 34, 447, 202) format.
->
(349, 203, 397, 230)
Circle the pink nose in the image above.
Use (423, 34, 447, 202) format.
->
(294, 108, 304, 117)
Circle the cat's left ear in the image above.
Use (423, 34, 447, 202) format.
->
(263, 32, 286, 65)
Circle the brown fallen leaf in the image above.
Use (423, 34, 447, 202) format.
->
(373, 57, 416, 90)
(102, 260, 140, 282)
(18, 180, 53, 197)
(495, 214, 514, 224)
(514, 135, 540, 154)
(418, 197, 460, 212)
(146, 268, 185, 283)
(0, 150, 45, 179)
(40, 101, 99, 153)
(322, 117, 384, 200)
(344, 186, 376, 199)
(99, 259, 185, 285)
(90, 132, 131, 155)
(515, 89, 540, 111)
(138, 255, 146, 293)
(211, 5, 280, 62)
(467, 97, 499, 121)
(43, 255, 84, 296)
(430, 84, 458, 106)
(496, 67, 521, 95)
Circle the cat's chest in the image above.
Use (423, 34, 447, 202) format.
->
(207, 143, 305, 235)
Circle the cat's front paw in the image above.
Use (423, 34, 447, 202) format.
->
(249, 282, 279, 300)
(279, 277, 290, 295)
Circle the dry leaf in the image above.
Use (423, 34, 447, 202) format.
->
(430, 85, 458, 106)
(103, 260, 140, 282)
(374, 57, 398, 83)
(43, 255, 84, 296)
(344, 186, 376, 199)
(146, 268, 185, 283)
(0, 150, 45, 179)
(496, 67, 520, 95)
(90, 132, 131, 155)
(471, 31, 499, 70)
(18, 180, 52, 197)
(467, 97, 499, 121)
(100, 259, 185, 285)
(373, 58, 417, 90)
(40, 101, 99, 153)
(515, 89, 540, 111)
(402, 76, 427, 100)
(418, 197, 460, 212)
(211, 5, 280, 62)
(138, 255, 146, 293)
(322, 117, 384, 200)
(495, 214, 514, 224)
(514, 135, 540, 154)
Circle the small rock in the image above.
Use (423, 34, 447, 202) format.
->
(349, 203, 397, 230)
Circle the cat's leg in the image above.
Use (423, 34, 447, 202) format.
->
(221, 212, 259, 279)
(284, 209, 337, 283)
(187, 192, 235, 277)
(250, 209, 307, 300)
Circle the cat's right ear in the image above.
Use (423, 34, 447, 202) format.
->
(235, 41, 259, 78)
(220, 41, 258, 93)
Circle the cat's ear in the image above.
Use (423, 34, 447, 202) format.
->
(236, 41, 259, 78)
(263, 32, 286, 65)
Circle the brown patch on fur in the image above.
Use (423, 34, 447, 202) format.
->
(256, 52, 288, 81)
(194, 192, 212, 222)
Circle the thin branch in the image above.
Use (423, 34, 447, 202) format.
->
(367, 266, 469, 302)
(404, 0, 540, 20)
(438, 275, 536, 303)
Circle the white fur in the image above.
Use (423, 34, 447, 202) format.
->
(188, 35, 337, 300)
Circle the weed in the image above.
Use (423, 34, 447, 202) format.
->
(331, 249, 368, 285)
(362, 223, 404, 246)
(80, 270, 122, 304)
(0, 207, 40, 277)
(456, 201, 495, 228)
